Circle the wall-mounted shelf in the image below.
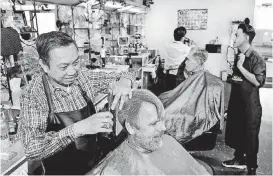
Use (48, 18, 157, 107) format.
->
(20, 31, 38, 34)
(14, 1, 55, 12)
(74, 28, 89, 30)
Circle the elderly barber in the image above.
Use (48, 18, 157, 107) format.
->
(18, 31, 135, 175)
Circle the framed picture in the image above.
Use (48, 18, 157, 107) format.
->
(118, 36, 129, 46)
(178, 9, 208, 30)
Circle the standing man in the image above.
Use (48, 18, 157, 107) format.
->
(164, 26, 190, 91)
(222, 18, 266, 175)
(18, 31, 135, 175)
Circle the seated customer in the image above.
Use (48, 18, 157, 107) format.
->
(159, 47, 225, 144)
(176, 47, 207, 85)
(88, 89, 210, 175)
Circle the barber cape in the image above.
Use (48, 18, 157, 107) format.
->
(159, 70, 225, 144)
(88, 135, 210, 175)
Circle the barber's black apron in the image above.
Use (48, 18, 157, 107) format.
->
(225, 49, 265, 168)
(41, 74, 97, 175)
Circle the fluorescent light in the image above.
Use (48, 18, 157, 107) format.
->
(105, 1, 123, 9)
(127, 7, 145, 13)
(118, 5, 133, 11)
(117, 6, 145, 13)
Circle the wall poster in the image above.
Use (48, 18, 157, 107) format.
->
(177, 9, 208, 30)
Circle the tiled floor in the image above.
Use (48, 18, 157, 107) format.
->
(191, 88, 272, 175)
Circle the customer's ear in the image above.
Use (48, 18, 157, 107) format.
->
(125, 121, 135, 135)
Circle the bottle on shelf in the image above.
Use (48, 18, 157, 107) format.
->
(8, 109, 17, 135)
(215, 37, 219, 44)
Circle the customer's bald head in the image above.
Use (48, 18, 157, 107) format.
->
(116, 89, 166, 152)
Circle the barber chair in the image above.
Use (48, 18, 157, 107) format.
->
(179, 123, 222, 175)
(182, 122, 222, 151)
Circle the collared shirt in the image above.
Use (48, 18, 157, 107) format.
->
(164, 41, 190, 75)
(18, 70, 135, 160)
(232, 47, 266, 92)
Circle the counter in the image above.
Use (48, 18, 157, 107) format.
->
(1, 141, 27, 175)
(92, 65, 130, 73)
(107, 53, 150, 71)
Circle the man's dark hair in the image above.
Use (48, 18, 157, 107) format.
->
(36, 31, 77, 66)
(238, 18, 256, 44)
(174, 26, 187, 41)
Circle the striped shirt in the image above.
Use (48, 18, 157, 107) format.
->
(18, 70, 135, 160)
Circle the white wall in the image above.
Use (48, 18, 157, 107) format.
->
(37, 12, 57, 34)
(145, 0, 255, 77)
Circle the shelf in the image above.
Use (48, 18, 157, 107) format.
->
(132, 25, 144, 27)
(101, 25, 144, 28)
(20, 31, 38, 34)
(74, 28, 89, 30)
(101, 26, 126, 28)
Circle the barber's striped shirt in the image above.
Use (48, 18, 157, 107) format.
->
(18, 70, 135, 160)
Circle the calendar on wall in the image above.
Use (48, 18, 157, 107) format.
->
(177, 9, 208, 30)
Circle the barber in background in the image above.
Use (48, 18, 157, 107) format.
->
(18, 31, 135, 175)
(164, 26, 190, 91)
(222, 18, 266, 175)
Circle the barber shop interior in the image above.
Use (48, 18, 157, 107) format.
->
(1, 0, 272, 175)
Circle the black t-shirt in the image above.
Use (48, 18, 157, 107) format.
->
(1, 27, 22, 56)
(231, 47, 266, 92)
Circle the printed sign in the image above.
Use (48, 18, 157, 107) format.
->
(178, 9, 208, 30)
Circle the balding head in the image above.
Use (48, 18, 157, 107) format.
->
(116, 89, 165, 130)
(116, 89, 166, 152)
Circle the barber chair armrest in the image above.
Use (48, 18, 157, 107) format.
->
(204, 129, 222, 135)
(204, 122, 222, 134)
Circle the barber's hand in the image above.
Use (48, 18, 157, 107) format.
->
(237, 53, 245, 70)
(73, 112, 113, 136)
(111, 78, 132, 110)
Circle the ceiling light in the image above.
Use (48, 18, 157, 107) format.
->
(119, 5, 133, 11)
(105, 1, 123, 9)
(127, 7, 145, 13)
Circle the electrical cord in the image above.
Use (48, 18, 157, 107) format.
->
(226, 46, 236, 74)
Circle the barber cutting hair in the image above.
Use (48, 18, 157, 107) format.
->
(18, 31, 135, 175)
